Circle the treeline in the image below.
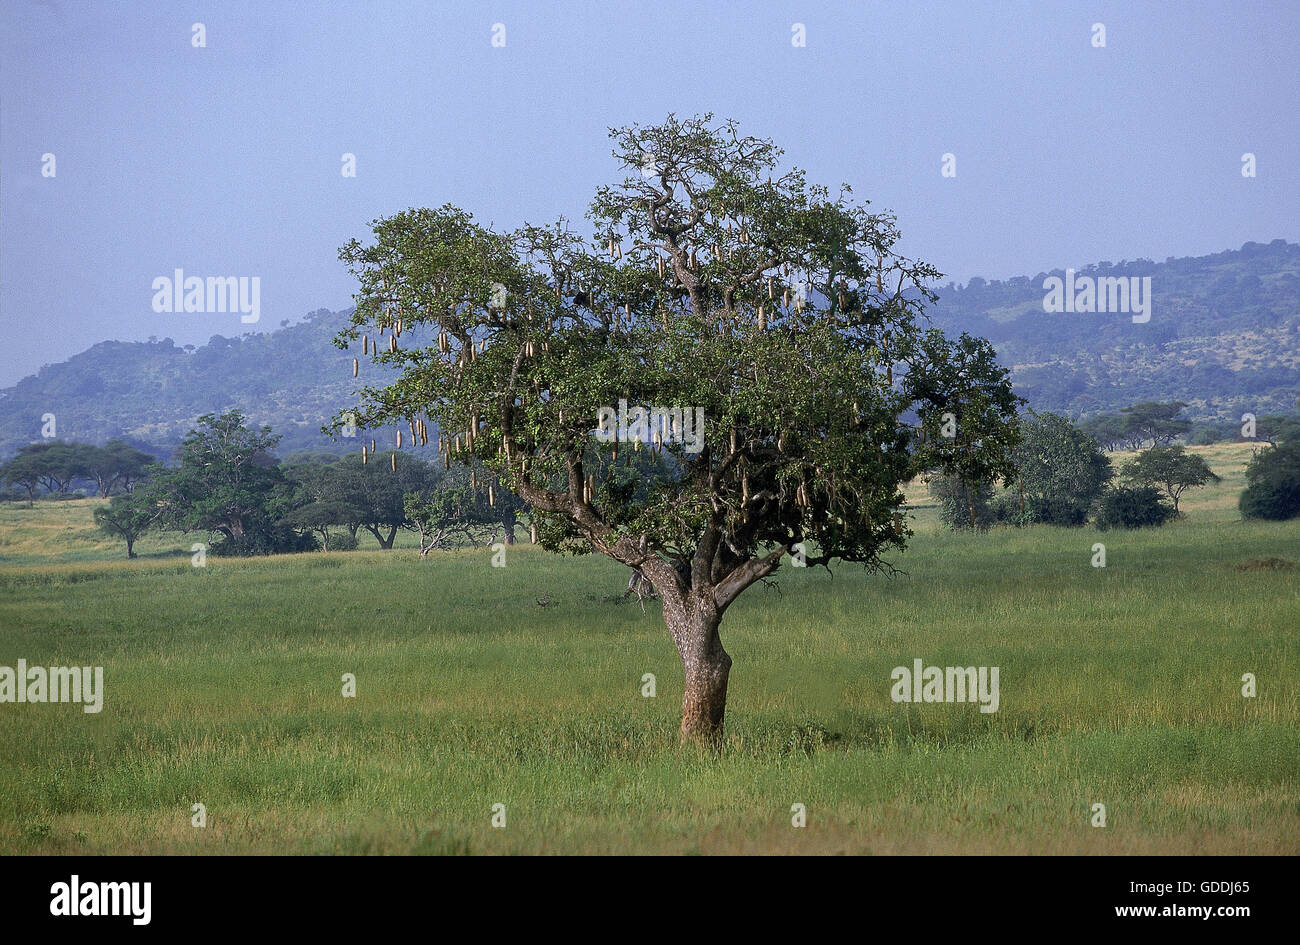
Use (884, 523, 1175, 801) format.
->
(930, 405, 1300, 530)
(13, 409, 677, 560)
(1078, 401, 1300, 451)
(8, 405, 1299, 557)
(0, 440, 156, 502)
(2, 411, 526, 559)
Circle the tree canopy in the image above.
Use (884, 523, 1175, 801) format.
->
(1120, 445, 1219, 513)
(332, 114, 1019, 741)
(1012, 411, 1113, 525)
(142, 410, 308, 554)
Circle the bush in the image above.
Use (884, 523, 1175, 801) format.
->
(1027, 495, 1089, 526)
(211, 525, 320, 557)
(1239, 442, 1300, 520)
(928, 475, 994, 530)
(1095, 486, 1176, 530)
(1187, 421, 1237, 446)
(327, 530, 359, 551)
(989, 491, 1033, 527)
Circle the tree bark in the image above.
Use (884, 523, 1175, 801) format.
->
(662, 593, 731, 744)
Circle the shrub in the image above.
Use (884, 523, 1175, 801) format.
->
(989, 491, 1033, 527)
(328, 530, 359, 551)
(1095, 486, 1176, 530)
(928, 475, 994, 530)
(1027, 495, 1090, 526)
(1239, 442, 1300, 521)
(211, 525, 319, 557)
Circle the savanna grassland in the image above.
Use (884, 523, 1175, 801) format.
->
(0, 443, 1296, 854)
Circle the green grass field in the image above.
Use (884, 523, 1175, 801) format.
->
(1, 443, 1296, 854)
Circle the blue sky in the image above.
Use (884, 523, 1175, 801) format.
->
(1, 0, 1296, 386)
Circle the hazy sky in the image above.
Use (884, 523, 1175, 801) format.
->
(2, 0, 1296, 387)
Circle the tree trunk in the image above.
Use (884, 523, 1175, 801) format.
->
(367, 524, 397, 549)
(664, 597, 732, 744)
(126, 537, 136, 559)
(501, 507, 516, 544)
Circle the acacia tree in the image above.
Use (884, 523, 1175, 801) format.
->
(1120, 445, 1219, 514)
(93, 492, 158, 558)
(1, 451, 44, 504)
(86, 441, 156, 497)
(1120, 401, 1190, 449)
(11, 442, 87, 494)
(333, 114, 1018, 742)
(335, 450, 436, 548)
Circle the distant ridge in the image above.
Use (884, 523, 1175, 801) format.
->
(1, 241, 1296, 460)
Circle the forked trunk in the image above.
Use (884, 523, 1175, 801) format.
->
(368, 524, 398, 549)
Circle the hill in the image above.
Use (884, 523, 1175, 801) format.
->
(1, 241, 1297, 460)
(928, 239, 1300, 420)
(0, 308, 387, 461)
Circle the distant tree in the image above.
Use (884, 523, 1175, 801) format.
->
(282, 498, 356, 551)
(84, 440, 156, 497)
(1239, 441, 1300, 521)
(459, 456, 529, 545)
(1120, 445, 1220, 514)
(916, 334, 1023, 528)
(1253, 414, 1300, 449)
(1078, 414, 1127, 451)
(1187, 420, 1238, 446)
(1, 451, 44, 504)
(142, 410, 307, 554)
(1013, 412, 1113, 525)
(403, 465, 495, 554)
(283, 455, 364, 548)
(331, 451, 437, 549)
(9, 441, 88, 494)
(1120, 401, 1190, 449)
(927, 474, 994, 530)
(93, 492, 158, 558)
